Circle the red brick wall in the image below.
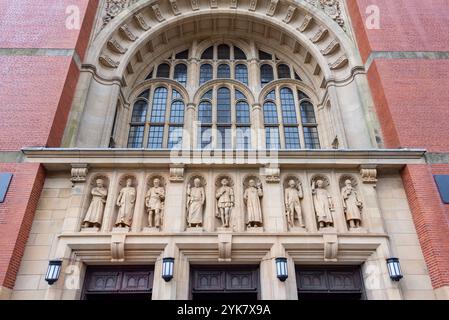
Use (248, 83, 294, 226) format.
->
(0, 164, 45, 289)
(348, 0, 449, 290)
(0, 0, 98, 290)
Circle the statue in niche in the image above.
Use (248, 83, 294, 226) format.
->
(115, 178, 136, 228)
(341, 179, 363, 229)
(186, 178, 205, 228)
(312, 179, 334, 229)
(82, 179, 108, 229)
(145, 178, 165, 229)
(244, 179, 263, 228)
(215, 178, 234, 228)
(284, 179, 306, 229)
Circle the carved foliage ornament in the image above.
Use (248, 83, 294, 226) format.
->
(305, 0, 345, 30)
(103, 0, 127, 27)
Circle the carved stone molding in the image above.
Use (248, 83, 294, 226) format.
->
(133, 13, 151, 31)
(111, 233, 126, 262)
(283, 5, 296, 23)
(329, 55, 348, 70)
(218, 233, 232, 262)
(70, 164, 89, 184)
(107, 38, 128, 54)
(305, 0, 345, 30)
(266, 0, 279, 17)
(323, 231, 338, 261)
(169, 165, 185, 182)
(152, 4, 165, 22)
(360, 167, 378, 184)
(169, 0, 181, 16)
(99, 55, 119, 68)
(119, 24, 137, 41)
(263, 166, 280, 183)
(248, 0, 257, 11)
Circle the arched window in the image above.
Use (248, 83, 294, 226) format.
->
(217, 87, 232, 149)
(278, 64, 291, 79)
(168, 94, 185, 149)
(259, 50, 272, 60)
(236, 93, 251, 150)
(198, 91, 213, 149)
(261, 64, 274, 87)
(156, 63, 170, 78)
(300, 97, 320, 149)
(280, 88, 300, 149)
(175, 50, 189, 59)
(201, 46, 214, 59)
(127, 100, 147, 148)
(263, 100, 280, 150)
(217, 44, 230, 59)
(200, 64, 213, 85)
(234, 47, 247, 60)
(217, 64, 231, 79)
(147, 87, 167, 149)
(174, 64, 188, 86)
(235, 64, 248, 85)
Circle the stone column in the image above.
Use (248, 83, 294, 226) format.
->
(163, 168, 186, 232)
(183, 103, 196, 150)
(251, 103, 263, 150)
(261, 169, 285, 232)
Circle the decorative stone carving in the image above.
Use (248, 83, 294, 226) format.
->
(152, 4, 165, 22)
(169, 166, 185, 182)
(82, 178, 108, 229)
(119, 24, 137, 41)
(283, 5, 296, 23)
(169, 0, 181, 15)
(323, 232, 338, 261)
(311, 177, 334, 229)
(70, 164, 89, 184)
(133, 13, 151, 31)
(305, 0, 345, 30)
(111, 233, 126, 262)
(310, 26, 328, 43)
(264, 166, 280, 183)
(215, 177, 235, 228)
(248, 0, 257, 11)
(210, 0, 218, 8)
(103, 0, 127, 27)
(243, 177, 263, 229)
(191, 0, 200, 11)
(186, 177, 206, 228)
(298, 14, 313, 32)
(230, 0, 238, 9)
(107, 38, 128, 54)
(115, 178, 136, 228)
(145, 177, 165, 229)
(329, 55, 348, 70)
(340, 178, 363, 229)
(284, 178, 306, 229)
(99, 55, 119, 68)
(266, 0, 279, 17)
(320, 39, 340, 56)
(360, 167, 378, 184)
(218, 233, 232, 262)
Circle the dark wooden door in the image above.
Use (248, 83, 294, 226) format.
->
(190, 266, 260, 300)
(296, 265, 365, 300)
(82, 266, 154, 300)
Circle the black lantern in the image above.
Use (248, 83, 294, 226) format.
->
(45, 260, 62, 285)
(162, 257, 175, 282)
(386, 258, 403, 282)
(275, 257, 288, 282)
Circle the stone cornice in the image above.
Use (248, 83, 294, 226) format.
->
(21, 148, 426, 170)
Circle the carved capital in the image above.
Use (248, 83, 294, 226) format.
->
(70, 164, 89, 184)
(360, 166, 378, 184)
(218, 233, 232, 262)
(170, 165, 185, 182)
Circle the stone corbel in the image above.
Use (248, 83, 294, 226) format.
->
(70, 164, 89, 184)
(298, 14, 313, 32)
(152, 4, 165, 22)
(111, 233, 126, 262)
(169, 165, 185, 182)
(310, 26, 328, 43)
(360, 166, 378, 184)
(210, 0, 218, 8)
(230, 0, 238, 9)
(119, 24, 137, 41)
(133, 13, 151, 31)
(323, 232, 338, 261)
(320, 39, 340, 56)
(329, 55, 348, 70)
(169, 0, 181, 15)
(283, 5, 296, 23)
(248, 0, 257, 11)
(266, 0, 279, 17)
(191, 0, 200, 11)
(99, 55, 119, 68)
(218, 234, 232, 262)
(107, 38, 127, 54)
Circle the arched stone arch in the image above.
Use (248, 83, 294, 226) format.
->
(194, 79, 256, 105)
(129, 78, 190, 103)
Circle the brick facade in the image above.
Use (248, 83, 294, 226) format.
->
(347, 0, 449, 290)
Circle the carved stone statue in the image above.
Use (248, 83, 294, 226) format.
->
(115, 178, 136, 228)
(186, 178, 205, 228)
(312, 179, 334, 229)
(244, 179, 263, 228)
(145, 178, 165, 229)
(215, 178, 234, 228)
(82, 179, 108, 229)
(284, 179, 305, 229)
(341, 179, 363, 229)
